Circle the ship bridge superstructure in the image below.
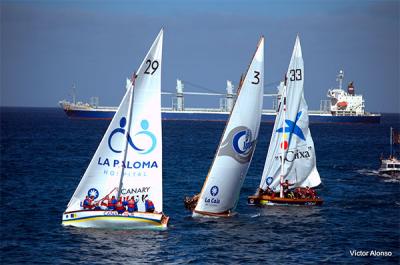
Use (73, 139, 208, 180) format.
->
(326, 70, 366, 116)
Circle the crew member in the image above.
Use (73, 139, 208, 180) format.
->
(108, 196, 117, 210)
(127, 197, 138, 213)
(145, 199, 155, 213)
(255, 187, 264, 196)
(88, 195, 95, 210)
(100, 196, 109, 210)
(82, 196, 90, 210)
(295, 187, 305, 199)
(305, 186, 316, 199)
(184, 194, 200, 211)
(122, 196, 129, 207)
(115, 199, 125, 214)
(280, 180, 294, 198)
(265, 186, 274, 196)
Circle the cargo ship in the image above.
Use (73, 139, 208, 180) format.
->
(59, 70, 381, 123)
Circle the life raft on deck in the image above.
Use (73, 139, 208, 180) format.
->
(336, 101, 348, 109)
(247, 195, 323, 206)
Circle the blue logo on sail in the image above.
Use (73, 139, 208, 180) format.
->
(219, 126, 255, 164)
(108, 117, 157, 154)
(266, 176, 273, 186)
(210, 186, 219, 196)
(276, 111, 305, 141)
(232, 129, 253, 155)
(87, 188, 99, 199)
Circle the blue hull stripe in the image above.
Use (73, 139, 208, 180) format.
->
(63, 214, 160, 223)
(64, 109, 381, 124)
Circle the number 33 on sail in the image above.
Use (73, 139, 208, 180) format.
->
(248, 35, 323, 206)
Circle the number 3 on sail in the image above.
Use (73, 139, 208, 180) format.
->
(62, 29, 169, 229)
(184, 37, 264, 217)
(248, 35, 323, 206)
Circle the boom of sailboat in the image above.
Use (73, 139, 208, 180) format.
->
(61, 29, 324, 231)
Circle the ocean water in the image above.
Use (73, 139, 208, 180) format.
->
(1, 107, 399, 264)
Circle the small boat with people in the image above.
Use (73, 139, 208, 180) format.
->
(248, 185, 323, 206)
(184, 36, 265, 217)
(248, 35, 323, 207)
(379, 127, 400, 177)
(62, 29, 169, 229)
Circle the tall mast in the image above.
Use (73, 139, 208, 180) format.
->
(390, 127, 393, 157)
(117, 73, 136, 198)
(337, 70, 344, 90)
(71, 83, 76, 105)
(280, 76, 287, 198)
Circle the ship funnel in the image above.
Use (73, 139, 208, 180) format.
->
(226, 80, 234, 112)
(176, 79, 184, 111)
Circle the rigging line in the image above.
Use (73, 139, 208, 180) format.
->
(182, 79, 281, 93)
(264, 80, 282, 88)
(181, 79, 222, 94)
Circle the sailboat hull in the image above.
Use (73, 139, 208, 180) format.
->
(247, 195, 323, 206)
(62, 210, 169, 229)
(192, 210, 237, 218)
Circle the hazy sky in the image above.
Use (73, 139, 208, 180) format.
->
(1, 0, 399, 113)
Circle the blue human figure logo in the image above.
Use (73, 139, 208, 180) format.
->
(108, 117, 157, 154)
(134, 119, 157, 155)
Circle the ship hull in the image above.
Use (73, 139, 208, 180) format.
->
(64, 109, 115, 120)
(61, 108, 381, 124)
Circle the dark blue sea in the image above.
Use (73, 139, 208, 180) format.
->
(1, 107, 399, 264)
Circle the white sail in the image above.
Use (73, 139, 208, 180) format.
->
(259, 35, 321, 193)
(122, 29, 163, 213)
(66, 29, 164, 213)
(194, 37, 264, 215)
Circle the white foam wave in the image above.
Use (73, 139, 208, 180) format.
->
(382, 178, 400, 183)
(356, 169, 379, 176)
(356, 169, 400, 183)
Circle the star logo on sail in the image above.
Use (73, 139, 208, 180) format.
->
(108, 117, 157, 155)
(87, 188, 99, 199)
(276, 111, 305, 150)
